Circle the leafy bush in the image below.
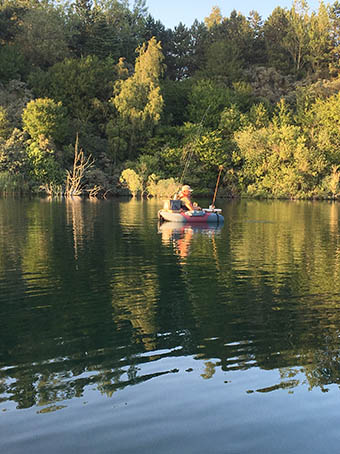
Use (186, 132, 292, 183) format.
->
(235, 121, 326, 198)
(120, 168, 143, 196)
(146, 175, 180, 198)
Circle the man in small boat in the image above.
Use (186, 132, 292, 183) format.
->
(177, 185, 201, 211)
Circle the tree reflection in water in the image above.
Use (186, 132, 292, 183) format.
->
(1, 199, 340, 412)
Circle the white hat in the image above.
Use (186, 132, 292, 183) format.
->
(181, 185, 193, 192)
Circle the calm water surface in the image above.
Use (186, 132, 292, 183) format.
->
(1, 198, 340, 453)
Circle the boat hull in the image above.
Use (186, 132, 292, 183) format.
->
(158, 209, 224, 224)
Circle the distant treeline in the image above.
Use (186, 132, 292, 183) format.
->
(1, 0, 340, 198)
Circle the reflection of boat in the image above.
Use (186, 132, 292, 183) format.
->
(158, 222, 223, 236)
(158, 200, 224, 224)
(158, 222, 222, 261)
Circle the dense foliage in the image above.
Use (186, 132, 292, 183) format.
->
(1, 0, 340, 198)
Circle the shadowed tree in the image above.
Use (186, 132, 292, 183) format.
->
(327, 1, 340, 76)
(263, 7, 293, 73)
(307, 2, 332, 78)
(14, 5, 70, 69)
(283, 0, 311, 75)
(166, 23, 193, 80)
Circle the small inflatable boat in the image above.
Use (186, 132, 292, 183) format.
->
(158, 199, 224, 224)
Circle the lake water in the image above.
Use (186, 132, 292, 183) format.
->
(1, 197, 340, 453)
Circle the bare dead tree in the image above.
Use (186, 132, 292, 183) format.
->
(87, 185, 101, 198)
(65, 134, 94, 197)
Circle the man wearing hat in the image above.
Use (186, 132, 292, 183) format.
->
(178, 185, 201, 211)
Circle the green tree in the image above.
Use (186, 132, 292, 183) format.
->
(187, 79, 231, 128)
(327, 1, 340, 75)
(29, 56, 114, 124)
(0, 80, 33, 136)
(187, 79, 253, 129)
(14, 5, 70, 69)
(106, 118, 128, 165)
(0, 1, 30, 44)
(69, 0, 129, 59)
(204, 6, 223, 30)
(188, 20, 209, 76)
(29, 55, 119, 167)
(113, 37, 164, 157)
(0, 44, 26, 82)
(160, 78, 191, 125)
(120, 168, 142, 196)
(166, 23, 193, 80)
(141, 14, 169, 44)
(247, 10, 266, 65)
(224, 10, 255, 66)
(206, 10, 254, 71)
(307, 2, 332, 77)
(203, 39, 243, 85)
(88, 0, 146, 63)
(283, 0, 311, 75)
(22, 98, 67, 145)
(68, 0, 95, 57)
(26, 137, 63, 186)
(263, 7, 293, 73)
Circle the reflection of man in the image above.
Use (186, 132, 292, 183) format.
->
(159, 223, 193, 262)
(176, 227, 193, 260)
(178, 185, 200, 211)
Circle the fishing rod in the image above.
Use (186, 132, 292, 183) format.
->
(210, 165, 224, 209)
